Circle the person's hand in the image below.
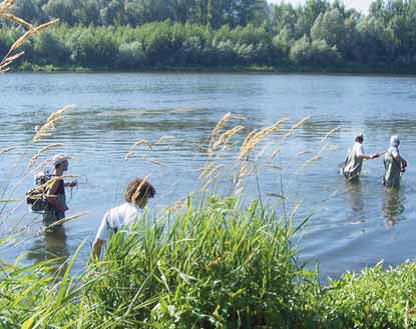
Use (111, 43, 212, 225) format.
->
(401, 159, 408, 173)
(68, 181, 77, 188)
(370, 153, 379, 159)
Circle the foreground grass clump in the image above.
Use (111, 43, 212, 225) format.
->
(316, 261, 416, 329)
(86, 195, 312, 328)
(3, 196, 416, 328)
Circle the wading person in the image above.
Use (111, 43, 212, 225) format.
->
(92, 177, 156, 260)
(44, 154, 77, 230)
(383, 135, 407, 189)
(342, 133, 379, 182)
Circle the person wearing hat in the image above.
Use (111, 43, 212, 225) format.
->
(342, 133, 379, 182)
(383, 135, 407, 188)
(44, 154, 77, 229)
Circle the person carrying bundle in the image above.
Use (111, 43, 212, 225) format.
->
(383, 135, 407, 189)
(342, 133, 379, 182)
(43, 154, 77, 229)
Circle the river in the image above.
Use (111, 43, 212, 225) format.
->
(1, 72, 415, 278)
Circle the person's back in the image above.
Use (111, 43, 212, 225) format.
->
(383, 135, 406, 188)
(92, 177, 156, 260)
(342, 134, 378, 181)
(383, 152, 401, 188)
(343, 142, 364, 181)
(95, 202, 142, 240)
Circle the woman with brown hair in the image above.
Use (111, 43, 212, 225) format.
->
(92, 177, 156, 259)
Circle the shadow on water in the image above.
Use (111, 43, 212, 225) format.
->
(26, 227, 70, 274)
(382, 188, 406, 228)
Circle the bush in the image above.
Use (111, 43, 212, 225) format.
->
(289, 35, 341, 66)
(116, 41, 145, 68)
(33, 31, 68, 65)
(317, 261, 416, 329)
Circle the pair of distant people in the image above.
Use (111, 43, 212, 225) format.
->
(342, 134, 407, 188)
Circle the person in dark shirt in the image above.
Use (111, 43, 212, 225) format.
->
(43, 154, 76, 230)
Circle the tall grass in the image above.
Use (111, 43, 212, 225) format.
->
(85, 196, 310, 328)
(0, 194, 314, 328)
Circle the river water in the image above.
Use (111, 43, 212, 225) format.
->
(1, 72, 416, 279)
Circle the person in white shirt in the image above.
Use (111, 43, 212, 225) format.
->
(342, 133, 379, 181)
(92, 177, 156, 259)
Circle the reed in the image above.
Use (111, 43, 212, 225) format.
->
(28, 143, 64, 168)
(0, 146, 17, 155)
(211, 125, 245, 152)
(238, 117, 289, 161)
(208, 113, 245, 154)
(0, 0, 58, 72)
(43, 211, 89, 231)
(282, 116, 310, 140)
(320, 127, 340, 144)
(32, 105, 76, 142)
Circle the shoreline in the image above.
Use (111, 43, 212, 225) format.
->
(12, 63, 416, 77)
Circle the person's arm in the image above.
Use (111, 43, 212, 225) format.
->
(92, 212, 109, 260)
(358, 154, 372, 160)
(46, 179, 67, 212)
(356, 145, 378, 160)
(92, 239, 104, 260)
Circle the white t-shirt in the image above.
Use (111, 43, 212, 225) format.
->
(95, 202, 142, 241)
(353, 142, 364, 158)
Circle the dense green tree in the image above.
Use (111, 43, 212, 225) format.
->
(4, 0, 416, 71)
(289, 34, 340, 65)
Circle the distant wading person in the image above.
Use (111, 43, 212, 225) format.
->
(383, 135, 407, 189)
(92, 177, 156, 260)
(44, 154, 77, 229)
(342, 134, 379, 181)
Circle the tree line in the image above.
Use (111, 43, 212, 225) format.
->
(1, 0, 416, 71)
(8, 0, 270, 28)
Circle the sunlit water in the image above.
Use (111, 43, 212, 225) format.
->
(1, 72, 416, 279)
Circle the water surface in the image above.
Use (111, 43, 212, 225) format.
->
(1, 72, 415, 278)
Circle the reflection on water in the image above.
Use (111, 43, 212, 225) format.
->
(344, 181, 365, 224)
(26, 227, 69, 273)
(382, 189, 406, 228)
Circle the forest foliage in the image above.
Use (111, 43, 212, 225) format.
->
(1, 0, 416, 71)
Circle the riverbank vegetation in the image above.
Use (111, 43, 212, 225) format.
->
(2, 0, 416, 72)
